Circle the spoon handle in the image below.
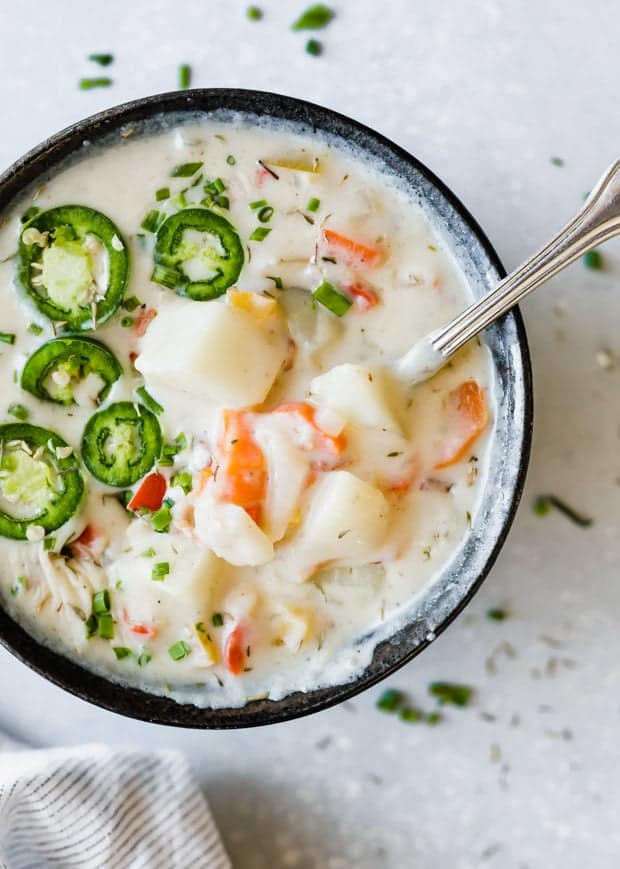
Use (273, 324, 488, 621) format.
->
(431, 159, 620, 358)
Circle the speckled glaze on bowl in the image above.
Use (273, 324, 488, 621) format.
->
(0, 89, 533, 728)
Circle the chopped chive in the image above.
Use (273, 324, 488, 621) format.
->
(135, 386, 164, 415)
(226, 154, 236, 166)
(486, 607, 508, 622)
(376, 688, 404, 712)
(174, 432, 188, 450)
(152, 561, 170, 581)
(10, 576, 26, 596)
(428, 682, 473, 707)
(583, 249, 603, 270)
(43, 536, 56, 551)
(122, 295, 142, 312)
(168, 640, 191, 661)
(214, 195, 230, 210)
(305, 38, 323, 56)
(257, 205, 274, 223)
(266, 275, 283, 289)
(246, 5, 263, 20)
(171, 471, 193, 494)
(306, 197, 321, 212)
(152, 503, 173, 533)
(313, 280, 352, 317)
(550, 156, 565, 167)
(97, 613, 115, 640)
(0, 333, 16, 345)
(292, 4, 334, 30)
(113, 646, 132, 660)
(426, 711, 442, 725)
(178, 64, 191, 89)
(249, 199, 268, 210)
(8, 403, 29, 421)
(79, 77, 112, 90)
(88, 53, 114, 66)
(85, 614, 99, 639)
(21, 206, 40, 224)
(205, 177, 226, 194)
(137, 649, 152, 667)
(120, 316, 134, 328)
(249, 227, 271, 242)
(92, 589, 111, 614)
(212, 612, 224, 627)
(171, 161, 203, 178)
(399, 706, 423, 723)
(155, 187, 170, 201)
(533, 494, 592, 527)
(190, 173, 204, 188)
(151, 263, 182, 289)
(141, 547, 156, 558)
(141, 210, 162, 233)
(115, 580, 123, 590)
(174, 190, 188, 209)
(28, 323, 43, 336)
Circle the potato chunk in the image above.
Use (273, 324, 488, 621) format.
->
(309, 363, 404, 433)
(136, 298, 287, 408)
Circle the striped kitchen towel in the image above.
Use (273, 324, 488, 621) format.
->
(0, 737, 230, 869)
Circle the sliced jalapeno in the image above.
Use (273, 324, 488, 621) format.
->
(21, 337, 122, 406)
(0, 423, 84, 539)
(16, 205, 129, 331)
(152, 208, 244, 301)
(82, 401, 163, 487)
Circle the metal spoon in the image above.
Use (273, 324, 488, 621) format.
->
(397, 159, 620, 383)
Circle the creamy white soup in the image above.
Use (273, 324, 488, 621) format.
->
(0, 119, 493, 707)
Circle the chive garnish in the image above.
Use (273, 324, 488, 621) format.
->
(11, 576, 26, 596)
(171, 471, 193, 494)
(85, 614, 99, 639)
(583, 249, 603, 270)
(250, 227, 271, 242)
(292, 4, 334, 30)
(141, 547, 156, 558)
(257, 205, 274, 223)
(428, 682, 473, 707)
(136, 386, 164, 415)
(250, 199, 268, 210)
(168, 640, 191, 660)
(313, 280, 352, 316)
(155, 187, 170, 201)
(141, 210, 162, 233)
(550, 156, 565, 167)
(8, 403, 29, 421)
(226, 154, 236, 166)
(152, 561, 170, 581)
(533, 494, 592, 527)
(152, 503, 173, 533)
(122, 295, 142, 312)
(43, 536, 56, 551)
(120, 316, 134, 328)
(426, 711, 442, 725)
(266, 275, 283, 289)
(28, 323, 43, 336)
(305, 38, 323, 56)
(137, 649, 152, 667)
(174, 191, 188, 209)
(113, 646, 132, 660)
(486, 607, 508, 621)
(246, 5, 263, 20)
(88, 53, 114, 66)
(399, 706, 423, 723)
(212, 612, 224, 627)
(0, 333, 16, 345)
(376, 689, 404, 712)
(92, 589, 111, 614)
(79, 78, 112, 90)
(178, 64, 191, 89)
(97, 613, 115, 640)
(151, 263, 181, 289)
(171, 162, 203, 178)
(306, 197, 321, 212)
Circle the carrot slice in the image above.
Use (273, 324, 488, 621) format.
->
(225, 624, 246, 675)
(346, 280, 380, 311)
(122, 610, 157, 638)
(134, 307, 157, 337)
(435, 381, 488, 469)
(218, 410, 267, 524)
(127, 472, 167, 512)
(324, 229, 385, 270)
(272, 402, 346, 456)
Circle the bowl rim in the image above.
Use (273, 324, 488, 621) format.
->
(0, 88, 533, 729)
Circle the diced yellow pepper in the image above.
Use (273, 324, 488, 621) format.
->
(278, 606, 313, 652)
(227, 289, 278, 321)
(194, 623, 218, 665)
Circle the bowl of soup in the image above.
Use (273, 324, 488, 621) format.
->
(0, 89, 532, 727)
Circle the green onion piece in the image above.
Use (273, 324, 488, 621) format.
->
(550, 156, 565, 167)
(249, 199, 268, 210)
(151, 263, 182, 289)
(226, 154, 236, 166)
(426, 711, 442, 725)
(250, 227, 271, 242)
(113, 646, 132, 660)
(11, 576, 26, 596)
(306, 197, 321, 212)
(8, 403, 29, 421)
(205, 177, 226, 194)
(212, 612, 224, 627)
(376, 688, 404, 712)
(152, 503, 173, 533)
(97, 613, 115, 640)
(246, 5, 263, 20)
(152, 561, 170, 581)
(175, 432, 188, 450)
(428, 682, 473, 707)
(21, 206, 40, 224)
(266, 275, 283, 289)
(28, 323, 44, 335)
(122, 295, 142, 312)
(486, 607, 508, 621)
(399, 706, 423, 723)
(257, 205, 274, 223)
(141, 210, 162, 233)
(137, 649, 152, 667)
(305, 38, 323, 56)
(172, 471, 193, 494)
(178, 64, 191, 89)
(135, 386, 164, 415)
(168, 640, 191, 660)
(115, 580, 123, 590)
(313, 280, 352, 316)
(92, 589, 111, 614)
(214, 195, 230, 210)
(171, 162, 203, 178)
(174, 191, 188, 209)
(0, 333, 16, 345)
(43, 536, 56, 551)
(88, 53, 114, 66)
(121, 316, 134, 328)
(583, 249, 603, 270)
(141, 547, 156, 558)
(85, 614, 99, 639)
(155, 187, 171, 201)
(79, 77, 113, 90)
(533, 494, 592, 527)
(292, 4, 334, 30)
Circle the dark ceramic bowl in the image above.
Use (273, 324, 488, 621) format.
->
(0, 89, 533, 728)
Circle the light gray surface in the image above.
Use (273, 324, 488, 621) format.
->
(0, 1, 619, 867)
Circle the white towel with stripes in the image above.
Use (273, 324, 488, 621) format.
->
(0, 736, 230, 869)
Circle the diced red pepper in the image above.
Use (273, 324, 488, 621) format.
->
(127, 472, 167, 512)
(134, 307, 157, 337)
(346, 280, 380, 311)
(225, 624, 246, 675)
